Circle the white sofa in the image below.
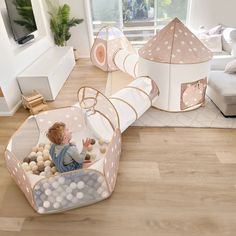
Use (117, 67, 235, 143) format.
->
(207, 27, 236, 116)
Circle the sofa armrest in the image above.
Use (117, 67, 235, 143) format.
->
(211, 55, 234, 70)
(222, 28, 236, 54)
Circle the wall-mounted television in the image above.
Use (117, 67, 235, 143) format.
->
(5, 0, 37, 44)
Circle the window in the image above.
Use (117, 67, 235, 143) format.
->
(90, 0, 189, 45)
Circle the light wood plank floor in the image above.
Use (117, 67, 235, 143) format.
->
(1, 59, 236, 236)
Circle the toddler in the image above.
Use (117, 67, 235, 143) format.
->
(47, 122, 91, 172)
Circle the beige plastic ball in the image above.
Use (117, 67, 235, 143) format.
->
(29, 152, 37, 158)
(36, 151, 43, 157)
(32, 147, 38, 152)
(98, 139, 104, 145)
(36, 156, 43, 162)
(44, 166, 51, 173)
(38, 147, 44, 152)
(44, 144, 51, 150)
(44, 160, 51, 167)
(38, 143, 45, 148)
(43, 149, 49, 156)
(100, 147, 106, 154)
(39, 171, 46, 177)
(51, 166, 57, 173)
(29, 161, 37, 167)
(32, 165, 38, 171)
(43, 155, 51, 161)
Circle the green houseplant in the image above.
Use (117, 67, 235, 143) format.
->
(47, 1, 83, 46)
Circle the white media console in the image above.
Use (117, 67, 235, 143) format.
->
(17, 46, 75, 100)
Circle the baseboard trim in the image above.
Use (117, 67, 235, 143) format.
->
(0, 100, 22, 116)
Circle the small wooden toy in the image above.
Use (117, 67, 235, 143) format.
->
(22, 90, 48, 115)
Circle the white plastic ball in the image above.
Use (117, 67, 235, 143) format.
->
(45, 189, 52, 196)
(45, 144, 51, 150)
(66, 194, 73, 201)
(56, 196, 63, 202)
(52, 181, 59, 189)
(43, 182, 49, 189)
(38, 207, 45, 214)
(58, 177, 65, 184)
(66, 187, 72, 193)
(22, 162, 29, 170)
(77, 181, 85, 189)
(53, 202, 60, 209)
(43, 201, 50, 208)
(70, 182, 77, 189)
(76, 192, 84, 199)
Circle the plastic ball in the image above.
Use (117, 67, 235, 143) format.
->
(66, 194, 73, 201)
(76, 192, 84, 199)
(37, 164, 45, 172)
(30, 156, 37, 162)
(98, 139, 104, 145)
(52, 181, 59, 189)
(43, 201, 50, 208)
(36, 151, 42, 156)
(38, 147, 44, 152)
(77, 181, 85, 189)
(70, 182, 77, 190)
(29, 161, 37, 167)
(37, 156, 43, 162)
(50, 162, 55, 168)
(29, 152, 37, 158)
(51, 166, 57, 173)
(31, 165, 38, 171)
(54, 172, 59, 176)
(100, 147, 106, 154)
(39, 172, 46, 177)
(43, 149, 49, 156)
(53, 202, 60, 209)
(32, 147, 38, 152)
(23, 157, 30, 163)
(44, 160, 51, 167)
(33, 170, 40, 175)
(43, 155, 51, 161)
(90, 139, 96, 145)
(85, 154, 90, 160)
(38, 143, 45, 148)
(45, 189, 52, 196)
(44, 144, 51, 150)
(38, 207, 45, 214)
(56, 196, 63, 202)
(44, 166, 51, 173)
(66, 187, 72, 193)
(87, 145, 93, 151)
(22, 163, 30, 172)
(58, 177, 65, 184)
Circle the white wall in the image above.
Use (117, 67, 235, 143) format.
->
(59, 0, 91, 58)
(189, 0, 236, 30)
(0, 0, 53, 115)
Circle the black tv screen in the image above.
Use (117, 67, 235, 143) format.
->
(5, 0, 37, 42)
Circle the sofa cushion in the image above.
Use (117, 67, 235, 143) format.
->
(208, 71, 236, 104)
(225, 59, 236, 73)
(211, 54, 234, 70)
(199, 34, 222, 52)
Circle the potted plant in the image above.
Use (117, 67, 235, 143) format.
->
(46, 0, 83, 59)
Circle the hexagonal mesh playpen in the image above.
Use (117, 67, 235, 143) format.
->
(5, 104, 121, 214)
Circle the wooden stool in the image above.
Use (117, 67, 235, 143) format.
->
(22, 90, 48, 115)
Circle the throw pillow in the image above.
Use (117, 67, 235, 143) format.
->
(225, 59, 236, 73)
(199, 34, 222, 53)
(207, 24, 224, 35)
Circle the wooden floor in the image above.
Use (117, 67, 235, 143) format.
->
(1, 59, 236, 236)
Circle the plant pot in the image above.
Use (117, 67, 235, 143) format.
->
(73, 48, 79, 61)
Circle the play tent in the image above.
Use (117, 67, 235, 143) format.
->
(138, 17, 213, 111)
(91, 26, 134, 72)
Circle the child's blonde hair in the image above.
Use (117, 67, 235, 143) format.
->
(47, 122, 66, 145)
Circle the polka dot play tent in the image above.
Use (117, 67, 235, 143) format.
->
(138, 17, 213, 111)
(90, 26, 134, 72)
